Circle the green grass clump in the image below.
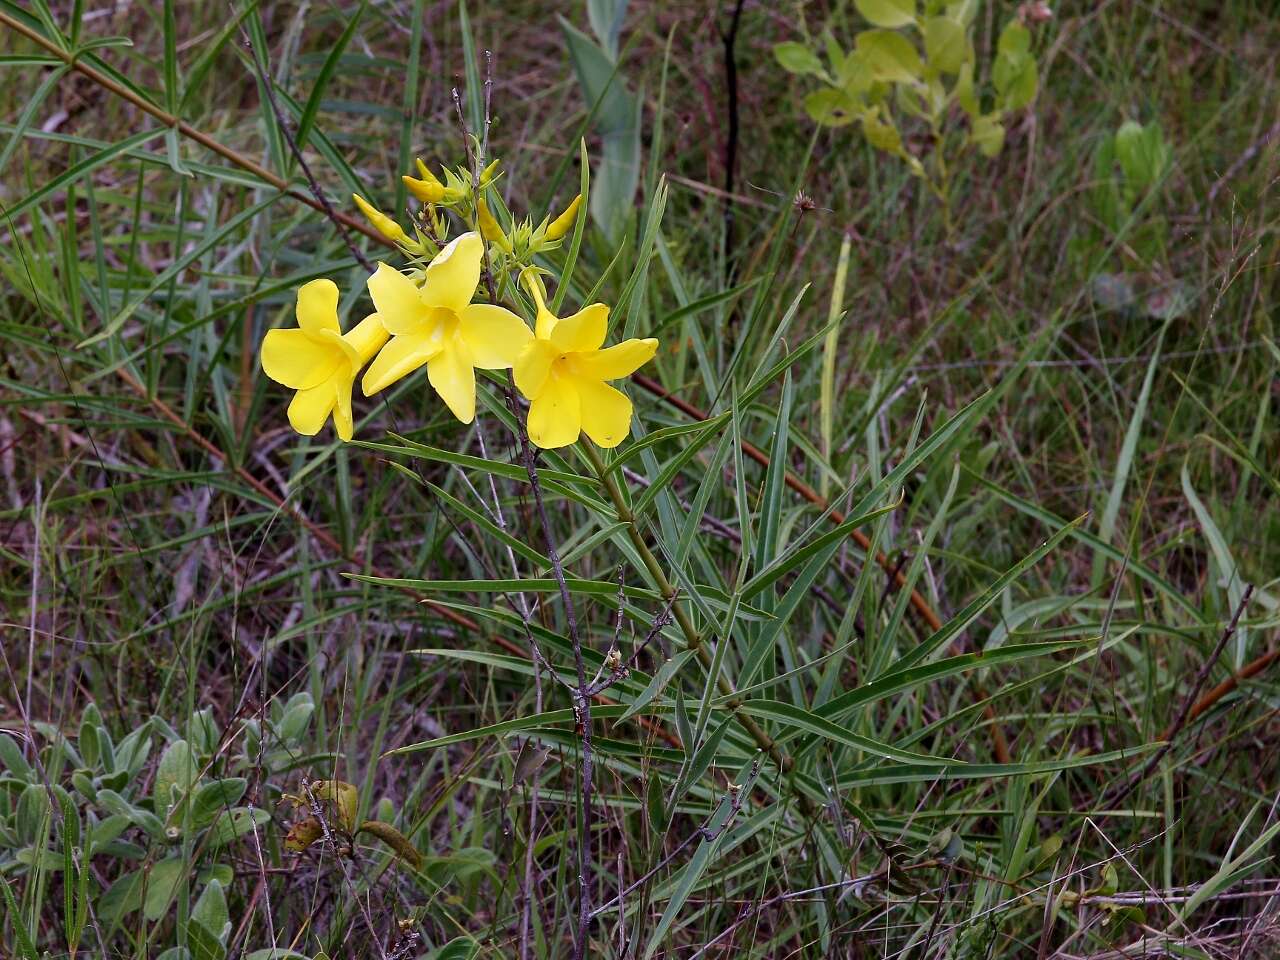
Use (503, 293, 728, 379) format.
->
(1, 1, 1277, 958)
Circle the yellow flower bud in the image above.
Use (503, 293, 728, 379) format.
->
(415, 158, 443, 186)
(402, 174, 444, 203)
(352, 194, 407, 243)
(480, 158, 502, 185)
(477, 199, 511, 252)
(545, 194, 582, 241)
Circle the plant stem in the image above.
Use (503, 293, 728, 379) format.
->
(511, 384, 595, 960)
(580, 443, 816, 816)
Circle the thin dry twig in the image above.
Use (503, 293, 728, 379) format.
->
(237, 28, 376, 273)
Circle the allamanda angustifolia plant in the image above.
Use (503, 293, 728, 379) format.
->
(239, 80, 1157, 956)
(5, 2, 1233, 956)
(774, 0, 1046, 227)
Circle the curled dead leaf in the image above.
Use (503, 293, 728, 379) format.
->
(284, 816, 323, 853)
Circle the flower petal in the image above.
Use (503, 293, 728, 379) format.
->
(421, 232, 482, 313)
(575, 377, 634, 448)
(428, 340, 477, 423)
(287, 380, 337, 437)
(571, 337, 659, 380)
(360, 333, 440, 395)
(367, 263, 428, 336)
(458, 304, 533, 369)
(549, 303, 609, 353)
(524, 274, 559, 340)
(332, 378, 355, 442)
(343, 313, 391, 364)
(296, 279, 341, 336)
(514, 340, 556, 400)
(526, 370, 581, 449)
(261, 328, 340, 390)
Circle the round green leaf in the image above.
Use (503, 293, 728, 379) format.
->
(207, 807, 268, 848)
(855, 30, 923, 84)
(431, 938, 480, 960)
(99, 870, 145, 922)
(855, 0, 916, 28)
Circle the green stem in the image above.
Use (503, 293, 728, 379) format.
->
(580, 444, 815, 813)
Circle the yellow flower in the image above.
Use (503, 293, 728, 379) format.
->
(360, 233, 531, 423)
(402, 158, 445, 203)
(513, 282, 657, 449)
(352, 194, 408, 243)
(260, 280, 388, 442)
(544, 194, 582, 241)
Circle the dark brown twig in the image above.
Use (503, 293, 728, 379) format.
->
(719, 0, 747, 276)
(1103, 584, 1254, 809)
(1175, 646, 1280, 734)
(238, 28, 376, 273)
(588, 591, 678, 697)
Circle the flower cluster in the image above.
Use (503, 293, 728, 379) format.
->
(260, 168, 657, 449)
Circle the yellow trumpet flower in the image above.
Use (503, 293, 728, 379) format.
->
(360, 233, 531, 423)
(513, 280, 658, 449)
(352, 194, 408, 243)
(260, 280, 389, 442)
(544, 194, 582, 241)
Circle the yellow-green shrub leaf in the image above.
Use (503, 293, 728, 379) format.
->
(861, 108, 904, 155)
(995, 54, 1037, 109)
(804, 88, 860, 127)
(855, 0, 916, 28)
(953, 61, 978, 116)
(838, 51, 875, 96)
(971, 113, 1005, 157)
(822, 30, 846, 74)
(923, 16, 967, 74)
(998, 20, 1031, 56)
(856, 30, 923, 84)
(946, 0, 978, 25)
(309, 780, 358, 833)
(773, 42, 825, 77)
